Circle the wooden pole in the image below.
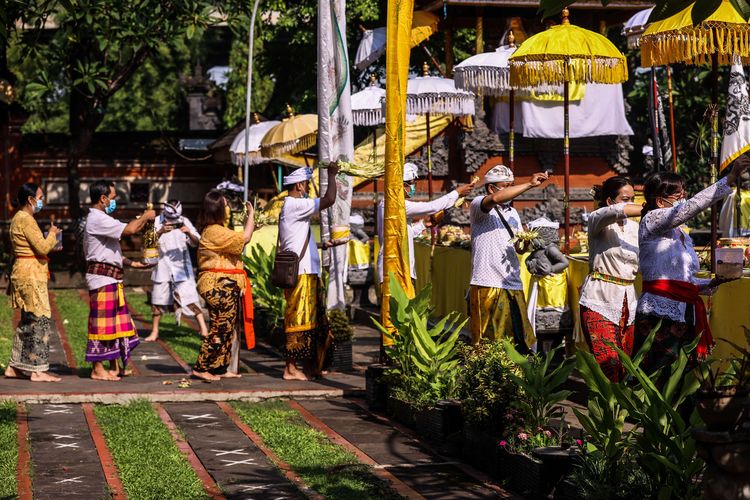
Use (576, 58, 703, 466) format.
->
(711, 52, 719, 272)
(508, 31, 516, 171)
(667, 65, 678, 172)
(444, 24, 454, 76)
(426, 111, 433, 200)
(564, 75, 571, 254)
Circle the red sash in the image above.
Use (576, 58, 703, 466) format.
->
(642, 279, 713, 358)
(202, 268, 255, 350)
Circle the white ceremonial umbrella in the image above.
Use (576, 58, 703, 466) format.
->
(622, 7, 654, 49)
(355, 27, 387, 71)
(454, 35, 521, 169)
(352, 75, 386, 126)
(404, 62, 475, 198)
(229, 117, 281, 166)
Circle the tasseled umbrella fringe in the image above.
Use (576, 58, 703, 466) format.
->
(509, 57, 627, 87)
(640, 24, 750, 67)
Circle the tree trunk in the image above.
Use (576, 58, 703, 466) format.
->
(67, 86, 103, 220)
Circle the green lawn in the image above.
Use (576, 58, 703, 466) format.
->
(232, 401, 401, 500)
(0, 401, 18, 500)
(94, 400, 207, 500)
(126, 291, 203, 366)
(52, 289, 91, 374)
(0, 297, 13, 370)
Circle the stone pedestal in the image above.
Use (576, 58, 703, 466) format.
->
(694, 425, 750, 499)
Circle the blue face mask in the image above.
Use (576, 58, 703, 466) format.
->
(667, 198, 686, 209)
(105, 198, 117, 215)
(407, 184, 416, 197)
(33, 199, 44, 213)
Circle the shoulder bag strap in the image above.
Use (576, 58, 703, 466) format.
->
(494, 206, 515, 238)
(298, 225, 312, 259)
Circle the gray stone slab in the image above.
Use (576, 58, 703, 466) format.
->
(27, 404, 109, 499)
(298, 399, 503, 499)
(129, 339, 188, 376)
(163, 402, 303, 500)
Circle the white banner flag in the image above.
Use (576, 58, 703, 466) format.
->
(318, 0, 354, 310)
(721, 60, 750, 172)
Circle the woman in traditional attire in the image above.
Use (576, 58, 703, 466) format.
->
(579, 176, 642, 382)
(634, 162, 749, 376)
(4, 183, 62, 382)
(193, 190, 255, 381)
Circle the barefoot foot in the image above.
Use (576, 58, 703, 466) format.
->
(220, 371, 242, 379)
(283, 368, 309, 381)
(143, 332, 159, 342)
(4, 366, 28, 379)
(30, 372, 62, 383)
(192, 370, 220, 381)
(91, 370, 120, 381)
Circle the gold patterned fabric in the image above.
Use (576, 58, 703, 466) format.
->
(470, 285, 535, 348)
(9, 211, 56, 318)
(196, 224, 247, 296)
(194, 278, 241, 374)
(283, 274, 333, 369)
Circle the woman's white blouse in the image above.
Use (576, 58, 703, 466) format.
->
(579, 203, 639, 325)
(636, 177, 732, 323)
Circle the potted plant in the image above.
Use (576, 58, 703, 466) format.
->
(373, 275, 465, 438)
(455, 342, 524, 473)
(328, 309, 354, 372)
(496, 341, 576, 497)
(695, 329, 750, 431)
(243, 245, 286, 347)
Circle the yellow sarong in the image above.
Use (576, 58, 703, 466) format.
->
(284, 274, 319, 334)
(469, 286, 535, 348)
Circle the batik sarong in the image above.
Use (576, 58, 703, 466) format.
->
(194, 277, 241, 375)
(469, 285, 535, 349)
(581, 297, 634, 383)
(85, 283, 139, 363)
(283, 274, 333, 371)
(9, 311, 52, 372)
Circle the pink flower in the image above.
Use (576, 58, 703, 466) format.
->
(517, 432, 528, 441)
(544, 430, 552, 438)
(576, 439, 583, 446)
(499, 440, 507, 447)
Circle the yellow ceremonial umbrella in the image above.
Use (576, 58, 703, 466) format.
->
(260, 105, 318, 158)
(509, 8, 628, 251)
(410, 11, 438, 47)
(640, 0, 750, 268)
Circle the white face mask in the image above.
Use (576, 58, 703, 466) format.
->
(665, 198, 686, 208)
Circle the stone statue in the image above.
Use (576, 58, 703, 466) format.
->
(525, 218, 569, 277)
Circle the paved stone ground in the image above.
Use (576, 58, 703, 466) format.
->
(26, 403, 109, 499)
(163, 402, 304, 499)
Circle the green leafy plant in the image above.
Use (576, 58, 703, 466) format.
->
(243, 244, 285, 334)
(502, 341, 575, 431)
(455, 342, 523, 433)
(372, 275, 466, 410)
(328, 309, 354, 343)
(569, 448, 652, 500)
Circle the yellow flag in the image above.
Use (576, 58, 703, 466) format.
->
(382, 0, 415, 343)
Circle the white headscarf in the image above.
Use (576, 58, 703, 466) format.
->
(527, 217, 560, 230)
(485, 164, 514, 184)
(283, 167, 313, 186)
(403, 162, 419, 182)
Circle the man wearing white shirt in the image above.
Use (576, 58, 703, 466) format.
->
(469, 165, 548, 350)
(145, 200, 208, 342)
(279, 164, 338, 381)
(83, 180, 155, 381)
(376, 162, 474, 284)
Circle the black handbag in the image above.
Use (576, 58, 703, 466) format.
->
(271, 224, 312, 289)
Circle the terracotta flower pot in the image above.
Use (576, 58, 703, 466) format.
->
(697, 387, 750, 431)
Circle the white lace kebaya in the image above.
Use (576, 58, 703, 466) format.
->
(579, 203, 639, 325)
(636, 177, 733, 323)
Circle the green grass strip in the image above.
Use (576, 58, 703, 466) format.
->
(94, 400, 207, 500)
(126, 291, 203, 366)
(0, 297, 13, 370)
(52, 289, 91, 374)
(0, 401, 18, 499)
(231, 401, 402, 500)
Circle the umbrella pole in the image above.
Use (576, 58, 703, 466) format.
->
(373, 128, 378, 218)
(277, 164, 283, 193)
(271, 164, 281, 194)
(563, 79, 571, 254)
(427, 111, 433, 200)
(711, 52, 719, 273)
(667, 65, 678, 172)
(509, 88, 515, 171)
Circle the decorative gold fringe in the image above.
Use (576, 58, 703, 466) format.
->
(260, 132, 317, 158)
(509, 57, 627, 87)
(640, 24, 750, 67)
